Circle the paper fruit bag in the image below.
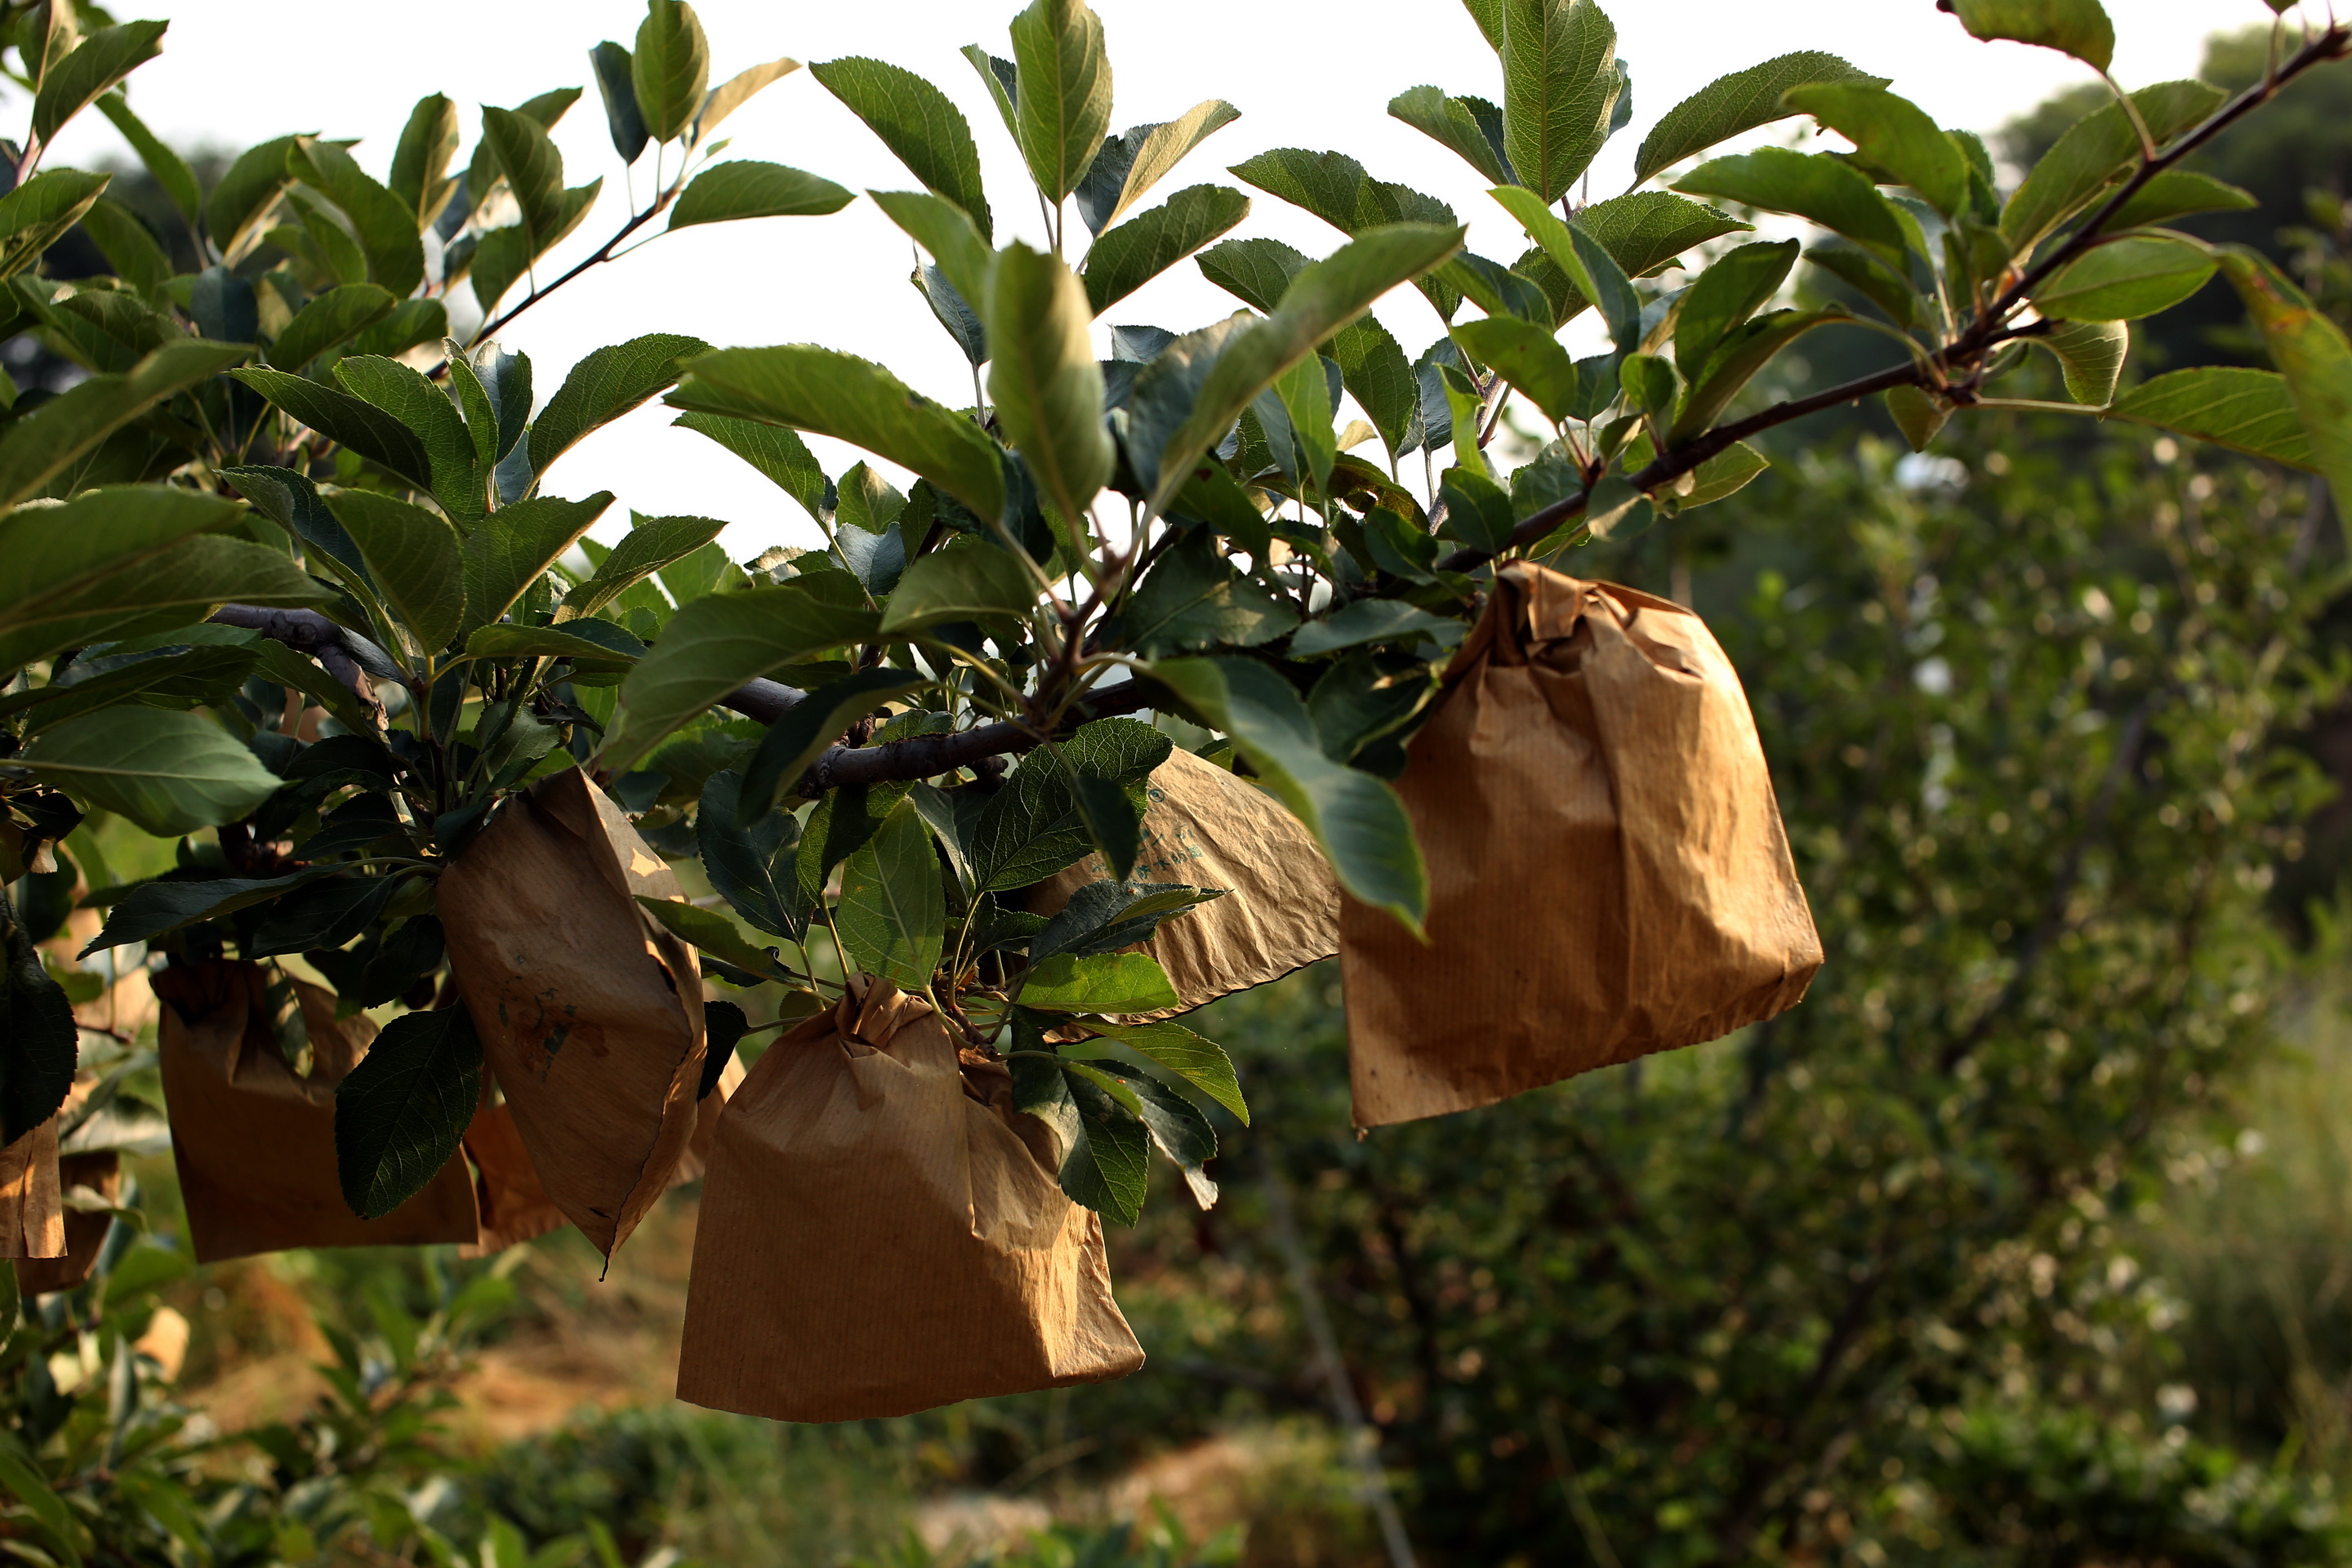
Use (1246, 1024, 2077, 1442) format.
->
(0, 1120, 61, 1261)
(676, 980, 1144, 1423)
(438, 768, 708, 1258)
(16, 1151, 118, 1295)
(1027, 744, 1339, 1012)
(461, 1052, 744, 1258)
(155, 960, 479, 1263)
(1343, 564, 1824, 1128)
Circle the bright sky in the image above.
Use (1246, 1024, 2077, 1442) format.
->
(45, 0, 2305, 555)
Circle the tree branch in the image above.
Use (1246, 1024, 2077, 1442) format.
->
(206, 606, 383, 719)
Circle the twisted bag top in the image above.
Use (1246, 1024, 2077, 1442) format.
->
(1343, 564, 1823, 1127)
(676, 979, 1143, 1423)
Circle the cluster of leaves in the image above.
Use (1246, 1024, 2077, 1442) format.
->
(12, 0, 2352, 1239)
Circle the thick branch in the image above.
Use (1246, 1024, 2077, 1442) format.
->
(207, 606, 381, 718)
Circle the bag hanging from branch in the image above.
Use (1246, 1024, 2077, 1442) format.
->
(439, 768, 708, 1260)
(155, 960, 479, 1263)
(16, 1151, 118, 1295)
(0, 1119, 61, 1261)
(1027, 743, 1339, 1013)
(676, 979, 1144, 1423)
(1342, 564, 1824, 1128)
(461, 1051, 745, 1258)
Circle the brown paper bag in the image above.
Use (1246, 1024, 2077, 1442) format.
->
(461, 1051, 745, 1258)
(16, 1152, 118, 1295)
(1342, 564, 1824, 1128)
(675, 980, 1144, 1422)
(155, 960, 480, 1263)
(0, 1120, 62, 1260)
(1027, 743, 1339, 1013)
(438, 768, 708, 1258)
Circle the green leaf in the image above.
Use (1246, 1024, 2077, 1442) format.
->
(2034, 318, 2129, 403)
(270, 283, 395, 372)
(633, 0, 711, 144)
(1040, 1065, 1149, 1223)
(354, 299, 448, 361)
(1673, 238, 1799, 379)
(287, 138, 425, 299)
(390, 93, 462, 226)
(606, 584, 880, 767)
(2108, 366, 2311, 468)
(334, 1005, 481, 1221)
(205, 136, 302, 261)
(2106, 170, 2256, 232)
(987, 242, 1113, 529)
(1669, 306, 1847, 442)
(233, 366, 434, 491)
(1149, 656, 1424, 931)
(1948, 0, 2114, 71)
(0, 338, 248, 505)
(2034, 235, 2214, 322)
(1328, 316, 1420, 463)
(881, 537, 1038, 632)
(1147, 223, 1464, 516)
(0, 1418, 85, 1566)
(329, 491, 466, 654)
(1110, 1067, 1218, 1200)
(1884, 385, 1953, 452)
(591, 41, 649, 163)
(670, 161, 853, 228)
(811, 56, 991, 239)
(16, 710, 282, 836)
(461, 623, 641, 665)
(78, 195, 169, 290)
(1489, 188, 1640, 348)
(1782, 82, 1968, 219)
(868, 189, 995, 311)
(671, 413, 831, 525)
(96, 91, 199, 223)
(1120, 528, 1298, 654)
(1083, 185, 1250, 314)
(635, 894, 784, 979)
(1669, 440, 1770, 510)
(835, 799, 945, 989)
(0, 487, 325, 673)
(2218, 247, 2352, 518)
(1674, 148, 1909, 270)
(670, 345, 1006, 522)
(1439, 464, 1515, 550)
(737, 667, 929, 822)
(248, 871, 409, 956)
(0, 168, 110, 282)
(698, 56, 803, 143)
(1075, 100, 1242, 234)
(1450, 314, 1579, 426)
(480, 106, 564, 250)
(698, 771, 807, 941)
(970, 719, 1167, 891)
(1292, 599, 1462, 657)
(1009, 0, 1113, 203)
(461, 492, 613, 639)
(1804, 241, 1919, 328)
(2001, 81, 2224, 254)
(1022, 952, 1181, 1013)
(1633, 51, 1883, 186)
(1389, 85, 1514, 185)
(563, 512, 727, 620)
(31, 20, 166, 150)
(1493, 188, 1749, 327)
(1077, 1016, 1246, 1121)
(1196, 236, 1307, 314)
(219, 464, 368, 582)
(1270, 352, 1339, 496)
(2, 885, 79, 1150)
(531, 333, 711, 479)
(1496, 0, 1621, 204)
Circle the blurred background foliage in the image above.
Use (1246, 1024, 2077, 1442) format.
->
(22, 19, 2352, 1568)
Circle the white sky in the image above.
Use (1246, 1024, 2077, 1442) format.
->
(45, 0, 2303, 555)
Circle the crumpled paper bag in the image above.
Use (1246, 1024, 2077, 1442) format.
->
(154, 960, 479, 1263)
(461, 1051, 744, 1258)
(439, 768, 708, 1259)
(0, 1120, 61, 1261)
(1027, 743, 1339, 1013)
(676, 978, 1144, 1422)
(1342, 564, 1823, 1128)
(16, 1150, 117, 1294)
